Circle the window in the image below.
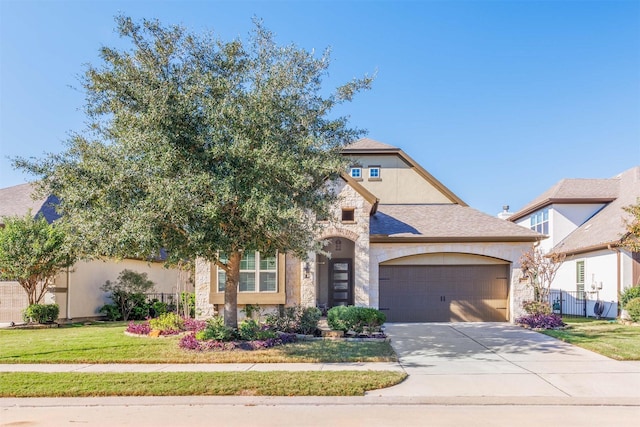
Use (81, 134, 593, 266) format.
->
(576, 261, 585, 300)
(368, 166, 381, 179)
(530, 209, 549, 234)
(341, 208, 355, 222)
(217, 251, 277, 293)
(349, 167, 362, 179)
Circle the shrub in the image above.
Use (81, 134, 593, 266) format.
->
(149, 300, 169, 318)
(183, 317, 206, 332)
(195, 316, 236, 341)
(149, 312, 185, 335)
(265, 305, 321, 334)
(99, 304, 122, 321)
(620, 286, 640, 308)
(625, 297, 640, 322)
(326, 306, 349, 332)
(237, 319, 277, 341)
(516, 313, 565, 329)
(179, 331, 297, 352)
(327, 306, 386, 335)
(522, 301, 552, 315)
(101, 269, 155, 321)
(22, 304, 59, 324)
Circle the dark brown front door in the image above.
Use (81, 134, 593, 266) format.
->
(329, 259, 353, 307)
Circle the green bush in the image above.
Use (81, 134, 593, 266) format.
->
(327, 306, 386, 335)
(150, 300, 169, 318)
(23, 304, 59, 324)
(149, 312, 185, 333)
(625, 297, 640, 322)
(265, 305, 321, 334)
(236, 318, 277, 341)
(522, 301, 552, 315)
(99, 304, 122, 321)
(195, 316, 236, 341)
(620, 286, 640, 308)
(100, 269, 155, 321)
(327, 306, 349, 332)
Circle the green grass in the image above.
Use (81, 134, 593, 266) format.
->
(0, 322, 396, 363)
(0, 371, 407, 397)
(540, 318, 640, 360)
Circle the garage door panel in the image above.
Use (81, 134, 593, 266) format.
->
(379, 264, 509, 322)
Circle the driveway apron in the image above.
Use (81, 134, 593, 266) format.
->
(370, 322, 640, 398)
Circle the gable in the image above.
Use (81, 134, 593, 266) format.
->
(344, 152, 465, 205)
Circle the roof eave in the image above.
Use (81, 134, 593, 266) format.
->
(509, 197, 617, 222)
(370, 235, 543, 244)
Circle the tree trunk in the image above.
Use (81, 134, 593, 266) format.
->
(223, 250, 241, 329)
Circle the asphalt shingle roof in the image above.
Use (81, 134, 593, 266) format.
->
(343, 138, 399, 151)
(0, 183, 60, 224)
(553, 166, 640, 254)
(371, 204, 542, 241)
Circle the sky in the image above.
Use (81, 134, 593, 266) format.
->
(1, 0, 639, 216)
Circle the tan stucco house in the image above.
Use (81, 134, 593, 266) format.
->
(196, 139, 542, 322)
(0, 183, 192, 324)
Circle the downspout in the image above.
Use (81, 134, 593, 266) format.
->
(65, 266, 71, 320)
(607, 244, 621, 317)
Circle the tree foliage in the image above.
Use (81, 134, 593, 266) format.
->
(622, 201, 640, 252)
(0, 213, 73, 305)
(101, 269, 156, 321)
(519, 248, 565, 304)
(15, 16, 372, 327)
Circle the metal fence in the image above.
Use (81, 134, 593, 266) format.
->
(549, 290, 586, 318)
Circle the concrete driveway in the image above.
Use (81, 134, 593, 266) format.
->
(369, 322, 640, 399)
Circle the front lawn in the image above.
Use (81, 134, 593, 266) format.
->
(0, 371, 406, 397)
(540, 318, 640, 360)
(0, 322, 396, 363)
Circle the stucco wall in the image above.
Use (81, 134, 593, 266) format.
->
(346, 154, 452, 204)
(52, 259, 191, 319)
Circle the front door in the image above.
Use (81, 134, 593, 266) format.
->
(329, 259, 353, 307)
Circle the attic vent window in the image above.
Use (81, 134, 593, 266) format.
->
(349, 167, 362, 179)
(368, 166, 381, 180)
(341, 208, 355, 222)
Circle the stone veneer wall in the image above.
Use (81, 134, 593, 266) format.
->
(299, 180, 372, 307)
(194, 258, 215, 319)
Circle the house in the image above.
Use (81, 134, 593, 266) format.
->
(195, 138, 543, 322)
(0, 183, 192, 324)
(508, 166, 640, 318)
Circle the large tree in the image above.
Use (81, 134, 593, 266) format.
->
(0, 214, 73, 305)
(16, 16, 372, 328)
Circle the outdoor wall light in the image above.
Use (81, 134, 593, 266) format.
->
(304, 262, 311, 279)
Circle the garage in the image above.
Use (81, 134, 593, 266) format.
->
(379, 264, 510, 322)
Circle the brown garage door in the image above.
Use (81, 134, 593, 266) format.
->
(379, 265, 509, 322)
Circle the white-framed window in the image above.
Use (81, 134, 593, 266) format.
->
(530, 209, 549, 234)
(576, 260, 585, 300)
(368, 166, 381, 179)
(217, 251, 278, 293)
(349, 167, 362, 179)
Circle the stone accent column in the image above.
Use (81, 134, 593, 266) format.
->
(285, 254, 301, 306)
(299, 250, 316, 307)
(510, 267, 533, 322)
(194, 258, 215, 319)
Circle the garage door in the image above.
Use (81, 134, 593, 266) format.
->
(379, 265, 509, 322)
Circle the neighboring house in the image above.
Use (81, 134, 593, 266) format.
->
(196, 139, 543, 322)
(508, 166, 640, 318)
(0, 183, 192, 324)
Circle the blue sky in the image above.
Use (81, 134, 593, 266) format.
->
(1, 0, 638, 215)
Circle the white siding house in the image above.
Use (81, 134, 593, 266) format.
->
(509, 167, 640, 318)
